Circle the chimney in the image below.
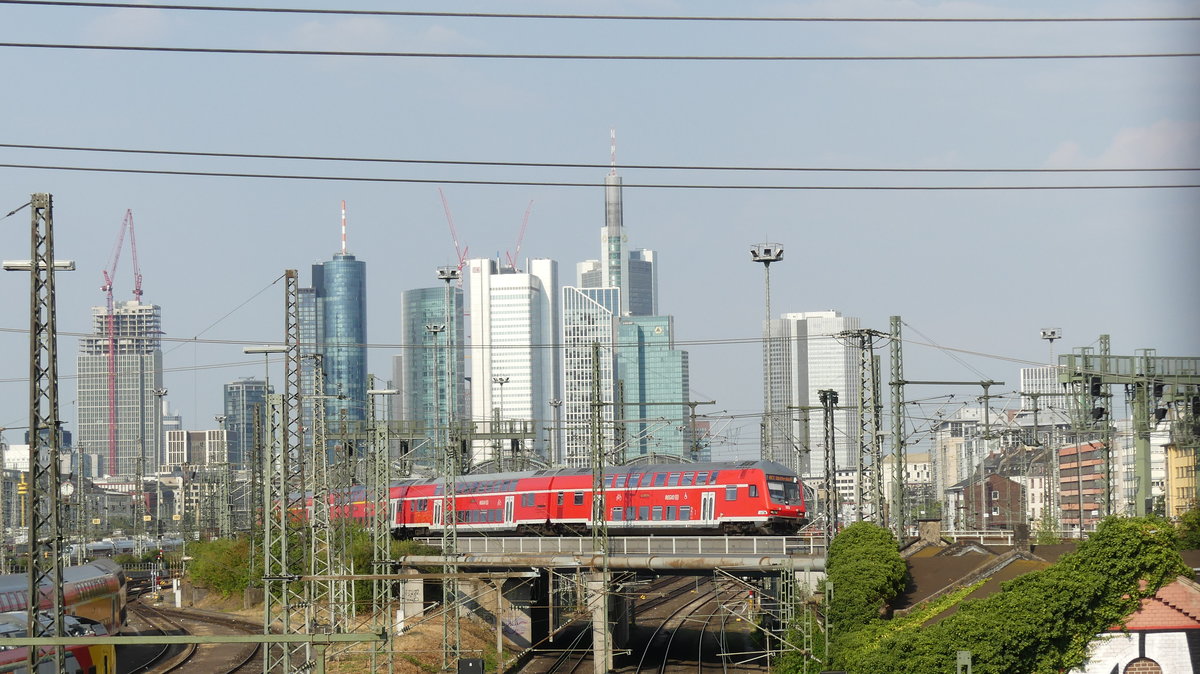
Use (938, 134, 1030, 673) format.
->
(1014, 522, 1031, 553)
(917, 518, 944, 546)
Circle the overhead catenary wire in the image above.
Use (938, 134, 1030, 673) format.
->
(2, 42, 1197, 61)
(3, 143, 1195, 174)
(1, 163, 1195, 190)
(3, 1, 1197, 23)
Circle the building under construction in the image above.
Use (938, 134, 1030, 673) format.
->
(76, 300, 163, 478)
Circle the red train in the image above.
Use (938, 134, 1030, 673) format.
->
(0, 558, 125, 673)
(363, 460, 805, 537)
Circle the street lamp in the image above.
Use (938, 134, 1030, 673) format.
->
(751, 243, 784, 464)
(492, 376, 510, 471)
(549, 399, 563, 466)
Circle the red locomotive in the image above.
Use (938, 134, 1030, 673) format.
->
(379, 460, 805, 538)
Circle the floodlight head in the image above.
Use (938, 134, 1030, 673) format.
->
(1040, 328, 1062, 342)
(437, 266, 462, 281)
(750, 243, 784, 266)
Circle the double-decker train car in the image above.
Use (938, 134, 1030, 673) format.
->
(384, 460, 804, 538)
(0, 558, 127, 637)
(0, 611, 115, 674)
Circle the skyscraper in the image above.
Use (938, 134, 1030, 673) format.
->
(765, 310, 862, 477)
(302, 206, 368, 449)
(616, 315, 690, 460)
(468, 257, 559, 464)
(397, 285, 465, 472)
(77, 300, 163, 477)
(223, 378, 271, 468)
(561, 286, 619, 468)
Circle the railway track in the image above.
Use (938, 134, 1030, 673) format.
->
(123, 599, 261, 674)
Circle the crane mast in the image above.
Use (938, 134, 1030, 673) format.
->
(102, 210, 143, 474)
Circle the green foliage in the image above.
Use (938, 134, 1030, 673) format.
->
(826, 522, 906, 636)
(817, 516, 1190, 674)
(186, 537, 251, 597)
(1034, 505, 1061, 545)
(1176, 507, 1200, 549)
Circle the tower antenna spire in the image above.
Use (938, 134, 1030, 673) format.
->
(609, 128, 617, 176)
(341, 200, 347, 255)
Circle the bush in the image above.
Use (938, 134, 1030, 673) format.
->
(826, 522, 906, 637)
(186, 537, 251, 597)
(839, 516, 1189, 674)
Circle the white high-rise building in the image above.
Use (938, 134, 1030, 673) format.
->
(765, 310, 861, 477)
(560, 286, 620, 468)
(467, 257, 560, 464)
(1019, 366, 1069, 411)
(77, 300, 163, 477)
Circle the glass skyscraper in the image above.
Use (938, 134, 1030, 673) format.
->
(561, 286, 619, 468)
(397, 285, 464, 472)
(303, 252, 368, 446)
(223, 377, 271, 468)
(616, 316, 690, 460)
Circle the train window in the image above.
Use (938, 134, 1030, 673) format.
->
(615, 475, 627, 488)
(521, 494, 535, 507)
(696, 472, 708, 485)
(638, 506, 649, 520)
(666, 506, 676, 520)
(557, 492, 564, 505)
(681, 472, 694, 486)
(708, 471, 719, 484)
(605, 475, 615, 488)
(612, 507, 623, 520)
(626, 507, 636, 521)
(749, 485, 759, 498)
(652, 506, 663, 520)
(680, 506, 692, 520)
(725, 486, 737, 501)
(573, 492, 584, 506)
(654, 473, 666, 487)
(668, 473, 681, 487)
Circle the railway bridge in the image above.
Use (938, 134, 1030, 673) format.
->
(397, 536, 826, 673)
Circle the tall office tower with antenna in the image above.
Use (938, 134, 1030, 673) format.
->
(301, 202, 368, 452)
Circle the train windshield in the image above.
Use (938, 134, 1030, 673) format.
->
(767, 477, 800, 505)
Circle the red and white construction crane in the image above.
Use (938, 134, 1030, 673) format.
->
(504, 200, 534, 272)
(101, 210, 142, 473)
(438, 188, 469, 283)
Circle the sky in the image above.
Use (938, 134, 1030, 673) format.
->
(0, 0, 1197, 458)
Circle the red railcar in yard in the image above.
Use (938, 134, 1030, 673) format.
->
(383, 460, 805, 538)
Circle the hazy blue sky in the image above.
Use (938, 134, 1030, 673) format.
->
(1, 0, 1197, 457)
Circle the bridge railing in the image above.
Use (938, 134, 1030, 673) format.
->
(420, 536, 826, 556)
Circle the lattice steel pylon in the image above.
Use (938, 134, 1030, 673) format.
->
(889, 316, 906, 539)
(263, 269, 310, 673)
(367, 378, 396, 674)
(306, 354, 338, 634)
(14, 193, 69, 672)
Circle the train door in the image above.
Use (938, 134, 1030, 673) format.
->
(433, 500, 444, 531)
(504, 496, 515, 527)
(701, 491, 716, 525)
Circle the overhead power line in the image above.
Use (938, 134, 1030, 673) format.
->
(2, 162, 1197, 190)
(3, 1, 1197, 23)
(4, 143, 1195, 174)
(1, 42, 1196, 61)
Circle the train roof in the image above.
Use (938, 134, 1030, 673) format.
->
(397, 459, 797, 486)
(0, 559, 122, 594)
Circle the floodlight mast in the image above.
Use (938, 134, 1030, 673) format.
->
(751, 243, 784, 466)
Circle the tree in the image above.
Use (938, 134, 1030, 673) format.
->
(1176, 507, 1200, 549)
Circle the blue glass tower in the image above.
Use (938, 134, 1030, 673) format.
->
(398, 286, 464, 472)
(616, 316, 691, 460)
(311, 252, 368, 435)
(223, 377, 271, 467)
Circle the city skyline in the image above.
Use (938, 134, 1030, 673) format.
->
(0, 0, 1195, 458)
